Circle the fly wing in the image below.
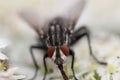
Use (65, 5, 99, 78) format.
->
(63, 0, 86, 30)
(19, 0, 86, 35)
(19, 10, 50, 36)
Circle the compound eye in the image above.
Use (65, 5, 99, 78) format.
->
(47, 46, 55, 57)
(60, 45, 69, 56)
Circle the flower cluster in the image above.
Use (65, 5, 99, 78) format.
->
(0, 39, 25, 80)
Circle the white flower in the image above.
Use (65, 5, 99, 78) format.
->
(0, 39, 10, 51)
(0, 67, 25, 80)
(0, 39, 9, 71)
(72, 32, 120, 80)
(0, 39, 26, 80)
(0, 52, 8, 60)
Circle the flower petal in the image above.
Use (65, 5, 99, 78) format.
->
(0, 39, 10, 50)
(0, 52, 8, 60)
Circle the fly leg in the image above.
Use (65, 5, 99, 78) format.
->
(30, 45, 47, 80)
(70, 26, 107, 65)
(69, 49, 78, 80)
(43, 53, 48, 80)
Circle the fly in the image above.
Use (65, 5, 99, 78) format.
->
(19, 0, 107, 80)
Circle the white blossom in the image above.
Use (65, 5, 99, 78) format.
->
(0, 67, 25, 80)
(0, 39, 25, 80)
(0, 52, 8, 60)
(0, 39, 10, 51)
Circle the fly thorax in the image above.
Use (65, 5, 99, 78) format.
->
(47, 19, 68, 46)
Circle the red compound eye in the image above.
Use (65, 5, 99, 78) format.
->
(47, 46, 55, 57)
(60, 45, 69, 56)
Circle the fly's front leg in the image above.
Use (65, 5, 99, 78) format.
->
(30, 45, 47, 80)
(43, 53, 48, 80)
(69, 49, 78, 80)
(70, 26, 107, 65)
